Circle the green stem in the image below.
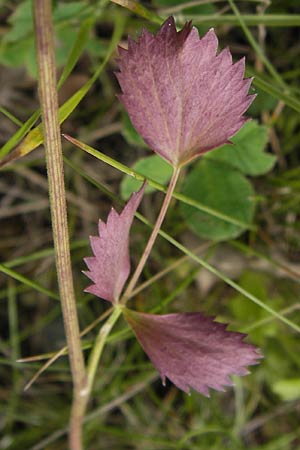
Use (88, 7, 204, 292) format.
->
(122, 167, 181, 302)
(33, 2, 86, 449)
(86, 306, 123, 395)
(73, 306, 123, 431)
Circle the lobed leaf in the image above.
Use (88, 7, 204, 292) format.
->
(124, 308, 262, 396)
(181, 158, 255, 241)
(205, 121, 276, 176)
(84, 184, 145, 303)
(116, 16, 255, 167)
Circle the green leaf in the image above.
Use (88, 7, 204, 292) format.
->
(4, 1, 87, 43)
(272, 378, 300, 401)
(205, 121, 276, 176)
(4, 0, 33, 43)
(53, 1, 87, 22)
(181, 159, 255, 241)
(55, 27, 79, 68)
(1, 0, 90, 77)
(0, 39, 31, 68)
(121, 155, 173, 200)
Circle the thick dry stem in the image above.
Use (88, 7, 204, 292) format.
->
(33, 1, 86, 448)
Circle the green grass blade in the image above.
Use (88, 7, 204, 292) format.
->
(63, 135, 256, 230)
(58, 13, 126, 123)
(57, 16, 95, 89)
(3, 240, 87, 269)
(31, 372, 158, 450)
(230, 240, 300, 282)
(185, 14, 300, 27)
(64, 155, 300, 333)
(228, 0, 286, 89)
(0, 107, 23, 126)
(0, 12, 125, 166)
(158, 230, 300, 333)
(0, 264, 59, 301)
(0, 111, 40, 159)
(111, 1, 300, 28)
(0, 14, 96, 160)
(110, 0, 163, 24)
(249, 70, 300, 112)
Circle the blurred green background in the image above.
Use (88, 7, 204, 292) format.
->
(0, 0, 300, 449)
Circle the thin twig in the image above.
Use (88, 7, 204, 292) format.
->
(122, 167, 181, 301)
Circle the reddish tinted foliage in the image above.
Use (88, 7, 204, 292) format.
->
(124, 308, 262, 396)
(83, 184, 145, 302)
(116, 17, 255, 167)
(84, 17, 261, 396)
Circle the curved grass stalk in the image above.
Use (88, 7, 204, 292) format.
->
(228, 0, 286, 88)
(63, 135, 256, 231)
(63, 149, 300, 332)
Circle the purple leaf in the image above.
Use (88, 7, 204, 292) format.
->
(124, 308, 262, 396)
(83, 184, 145, 303)
(116, 17, 255, 168)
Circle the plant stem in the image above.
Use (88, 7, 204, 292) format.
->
(71, 305, 123, 429)
(86, 306, 123, 396)
(122, 167, 181, 302)
(33, 2, 86, 449)
(77, 167, 180, 414)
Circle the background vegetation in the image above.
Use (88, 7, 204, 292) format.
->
(0, 0, 300, 449)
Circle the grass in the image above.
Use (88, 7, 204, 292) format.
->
(0, 0, 300, 449)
